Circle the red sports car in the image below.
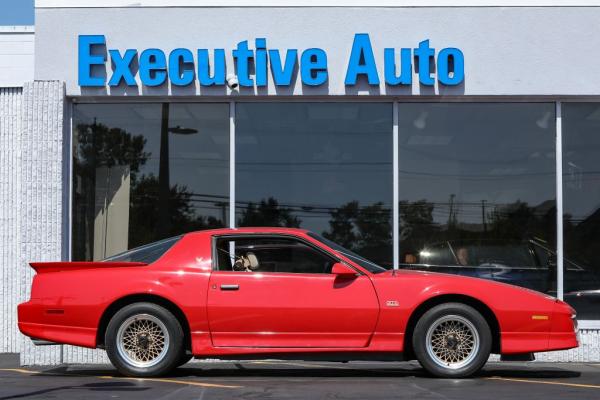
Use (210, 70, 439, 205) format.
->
(18, 228, 578, 378)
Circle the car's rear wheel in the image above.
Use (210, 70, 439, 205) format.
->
(412, 303, 491, 378)
(105, 302, 183, 377)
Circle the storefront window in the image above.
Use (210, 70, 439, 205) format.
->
(236, 103, 393, 267)
(72, 103, 229, 261)
(72, 100, 596, 314)
(397, 103, 557, 295)
(562, 103, 600, 319)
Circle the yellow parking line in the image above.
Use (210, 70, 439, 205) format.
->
(0, 368, 39, 374)
(486, 376, 600, 389)
(0, 368, 240, 389)
(98, 376, 241, 389)
(5, 366, 597, 390)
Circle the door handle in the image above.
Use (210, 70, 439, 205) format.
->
(220, 284, 239, 291)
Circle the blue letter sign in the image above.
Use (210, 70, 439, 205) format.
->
(345, 34, 379, 85)
(78, 35, 107, 87)
(77, 34, 465, 89)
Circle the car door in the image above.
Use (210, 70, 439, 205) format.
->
(207, 235, 380, 348)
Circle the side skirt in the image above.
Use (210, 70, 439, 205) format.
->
(195, 351, 405, 362)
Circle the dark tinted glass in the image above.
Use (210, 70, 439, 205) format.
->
(72, 103, 229, 261)
(562, 103, 600, 319)
(307, 232, 386, 274)
(397, 103, 557, 294)
(236, 103, 393, 267)
(215, 237, 336, 274)
(104, 236, 181, 263)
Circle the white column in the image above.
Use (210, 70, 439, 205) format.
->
(0, 88, 23, 354)
(66, 101, 73, 263)
(393, 101, 399, 270)
(19, 81, 65, 365)
(555, 101, 564, 300)
(229, 101, 236, 228)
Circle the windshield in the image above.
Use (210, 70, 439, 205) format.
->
(307, 233, 387, 274)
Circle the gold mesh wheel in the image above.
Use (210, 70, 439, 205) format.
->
(116, 314, 170, 368)
(425, 314, 480, 370)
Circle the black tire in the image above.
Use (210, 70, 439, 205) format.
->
(105, 302, 184, 377)
(177, 352, 193, 367)
(412, 303, 491, 378)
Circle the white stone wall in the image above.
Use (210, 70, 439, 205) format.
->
(18, 81, 65, 365)
(0, 88, 22, 353)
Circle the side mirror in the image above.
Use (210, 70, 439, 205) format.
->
(332, 262, 358, 277)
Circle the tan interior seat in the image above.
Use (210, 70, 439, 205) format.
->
(233, 252, 260, 272)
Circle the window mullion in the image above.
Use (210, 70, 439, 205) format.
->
(393, 101, 399, 270)
(229, 101, 236, 229)
(556, 101, 564, 300)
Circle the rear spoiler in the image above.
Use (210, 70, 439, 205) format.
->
(29, 261, 147, 273)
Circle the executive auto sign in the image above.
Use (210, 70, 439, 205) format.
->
(78, 33, 464, 88)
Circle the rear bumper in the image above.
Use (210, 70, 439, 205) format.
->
(18, 301, 97, 348)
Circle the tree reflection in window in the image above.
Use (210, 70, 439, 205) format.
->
(73, 120, 149, 260)
(238, 197, 301, 228)
(73, 103, 229, 261)
(236, 102, 394, 268)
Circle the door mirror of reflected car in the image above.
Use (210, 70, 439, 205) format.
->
(331, 262, 358, 277)
(548, 254, 557, 269)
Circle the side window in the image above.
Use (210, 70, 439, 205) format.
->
(104, 236, 182, 263)
(413, 241, 539, 269)
(215, 236, 336, 274)
(450, 241, 538, 269)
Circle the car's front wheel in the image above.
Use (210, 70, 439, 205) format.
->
(105, 302, 183, 377)
(412, 303, 491, 378)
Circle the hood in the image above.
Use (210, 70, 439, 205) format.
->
(379, 268, 557, 303)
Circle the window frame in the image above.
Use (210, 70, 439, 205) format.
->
(210, 233, 362, 275)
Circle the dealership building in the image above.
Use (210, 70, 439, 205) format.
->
(2, 0, 600, 364)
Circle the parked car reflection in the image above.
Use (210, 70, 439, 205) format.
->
(400, 239, 600, 319)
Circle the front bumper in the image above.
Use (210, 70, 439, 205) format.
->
(547, 301, 579, 352)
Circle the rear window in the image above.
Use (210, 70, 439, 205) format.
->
(104, 236, 182, 263)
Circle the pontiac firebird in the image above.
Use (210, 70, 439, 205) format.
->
(18, 228, 578, 378)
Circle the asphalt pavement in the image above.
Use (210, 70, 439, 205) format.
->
(1, 353, 600, 399)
